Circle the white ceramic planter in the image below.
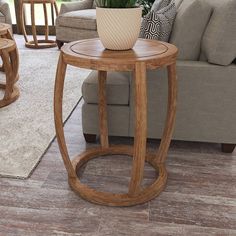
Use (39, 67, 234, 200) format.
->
(96, 7, 142, 50)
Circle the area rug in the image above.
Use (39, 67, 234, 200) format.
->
(0, 50, 90, 179)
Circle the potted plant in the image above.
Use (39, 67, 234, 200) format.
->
(95, 0, 142, 50)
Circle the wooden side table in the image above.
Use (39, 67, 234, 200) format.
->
(20, 0, 59, 49)
(0, 38, 20, 108)
(54, 38, 178, 206)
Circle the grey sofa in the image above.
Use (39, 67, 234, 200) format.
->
(0, 0, 12, 25)
(56, 0, 97, 48)
(81, 0, 236, 153)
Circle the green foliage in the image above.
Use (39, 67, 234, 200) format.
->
(95, 0, 138, 8)
(137, 0, 155, 15)
(95, 0, 155, 15)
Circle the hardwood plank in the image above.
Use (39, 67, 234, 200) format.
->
(0, 206, 100, 235)
(149, 192, 236, 230)
(98, 218, 236, 236)
(82, 155, 157, 180)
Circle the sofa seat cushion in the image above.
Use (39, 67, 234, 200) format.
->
(82, 71, 130, 105)
(57, 9, 96, 30)
(201, 0, 236, 66)
(170, 0, 212, 60)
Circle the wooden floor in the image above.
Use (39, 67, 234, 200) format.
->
(0, 36, 236, 236)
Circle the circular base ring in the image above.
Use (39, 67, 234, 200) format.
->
(69, 145, 167, 206)
(0, 84, 20, 108)
(25, 40, 57, 49)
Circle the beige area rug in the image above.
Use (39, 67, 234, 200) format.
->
(0, 50, 90, 178)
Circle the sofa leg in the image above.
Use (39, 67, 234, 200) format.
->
(83, 133, 97, 143)
(56, 40, 64, 49)
(221, 143, 236, 153)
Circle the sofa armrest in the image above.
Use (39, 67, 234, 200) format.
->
(0, 0, 12, 25)
(60, 0, 94, 14)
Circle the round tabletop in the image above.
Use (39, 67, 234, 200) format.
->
(61, 38, 178, 71)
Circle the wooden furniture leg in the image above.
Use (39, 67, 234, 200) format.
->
(54, 1, 59, 16)
(221, 143, 236, 153)
(129, 62, 147, 196)
(43, 3, 49, 41)
(83, 133, 97, 143)
(0, 40, 20, 108)
(31, 2, 38, 47)
(51, 3, 55, 26)
(54, 54, 77, 179)
(20, 2, 28, 43)
(98, 71, 109, 149)
(155, 63, 177, 164)
(56, 40, 64, 49)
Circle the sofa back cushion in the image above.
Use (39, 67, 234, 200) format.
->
(92, 1, 96, 8)
(201, 0, 236, 66)
(169, 0, 212, 60)
(174, 0, 183, 9)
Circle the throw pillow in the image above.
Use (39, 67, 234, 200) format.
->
(201, 0, 236, 66)
(174, 0, 184, 9)
(139, 0, 177, 42)
(169, 0, 212, 60)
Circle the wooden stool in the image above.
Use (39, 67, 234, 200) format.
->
(0, 23, 14, 71)
(54, 38, 178, 206)
(20, 0, 59, 49)
(0, 39, 20, 108)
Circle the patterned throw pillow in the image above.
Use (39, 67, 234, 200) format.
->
(140, 0, 177, 42)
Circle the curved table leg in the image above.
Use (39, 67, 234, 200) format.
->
(54, 53, 77, 179)
(43, 3, 49, 41)
(0, 30, 15, 71)
(129, 62, 147, 196)
(0, 44, 20, 108)
(52, 1, 59, 25)
(155, 63, 177, 164)
(9, 44, 20, 83)
(50, 3, 54, 26)
(54, 1, 59, 16)
(20, 1, 28, 43)
(31, 2, 38, 47)
(1, 49, 13, 101)
(98, 71, 109, 149)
